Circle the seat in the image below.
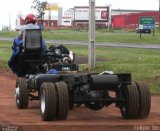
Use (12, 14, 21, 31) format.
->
(18, 29, 45, 76)
(23, 29, 42, 52)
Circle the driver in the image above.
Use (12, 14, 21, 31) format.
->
(8, 13, 46, 75)
(19, 13, 39, 40)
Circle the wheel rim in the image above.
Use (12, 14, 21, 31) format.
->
(41, 90, 46, 114)
(15, 84, 20, 104)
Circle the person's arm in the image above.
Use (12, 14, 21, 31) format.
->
(14, 36, 23, 50)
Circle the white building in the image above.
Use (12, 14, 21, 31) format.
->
(62, 6, 109, 27)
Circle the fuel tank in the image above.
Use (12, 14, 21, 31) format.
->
(89, 75, 119, 90)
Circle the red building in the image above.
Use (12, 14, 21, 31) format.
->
(112, 11, 159, 28)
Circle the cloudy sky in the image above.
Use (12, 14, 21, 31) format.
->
(0, 0, 158, 30)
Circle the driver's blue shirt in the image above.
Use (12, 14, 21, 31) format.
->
(11, 36, 23, 58)
(8, 37, 23, 74)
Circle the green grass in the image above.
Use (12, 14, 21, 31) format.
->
(96, 32, 160, 44)
(0, 31, 17, 38)
(1, 28, 160, 44)
(0, 41, 11, 69)
(1, 41, 159, 94)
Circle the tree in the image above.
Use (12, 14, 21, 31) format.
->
(32, 0, 48, 29)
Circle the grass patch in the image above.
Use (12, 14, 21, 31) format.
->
(0, 31, 17, 38)
(96, 32, 160, 44)
(0, 41, 12, 69)
(1, 29, 160, 44)
(0, 41, 13, 48)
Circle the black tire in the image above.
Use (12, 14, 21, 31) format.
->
(40, 82, 57, 121)
(120, 82, 139, 119)
(15, 77, 29, 109)
(136, 82, 151, 119)
(55, 81, 69, 120)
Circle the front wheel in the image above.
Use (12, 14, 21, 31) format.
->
(40, 82, 57, 121)
(15, 77, 29, 109)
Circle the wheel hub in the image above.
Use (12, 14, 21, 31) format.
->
(15, 85, 20, 104)
(41, 90, 46, 114)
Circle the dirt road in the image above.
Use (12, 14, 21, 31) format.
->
(0, 68, 160, 131)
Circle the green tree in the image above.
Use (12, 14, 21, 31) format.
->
(32, 0, 48, 29)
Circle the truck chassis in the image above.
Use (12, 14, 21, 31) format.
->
(15, 71, 151, 121)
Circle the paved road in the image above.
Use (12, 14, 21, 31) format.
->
(1, 36, 160, 49)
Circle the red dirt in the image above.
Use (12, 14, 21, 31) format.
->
(0, 68, 160, 131)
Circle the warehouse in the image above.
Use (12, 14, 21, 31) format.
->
(112, 10, 159, 28)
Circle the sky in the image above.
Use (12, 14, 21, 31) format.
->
(0, 0, 158, 30)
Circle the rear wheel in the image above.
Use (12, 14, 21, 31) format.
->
(136, 82, 151, 119)
(40, 82, 57, 121)
(15, 77, 29, 109)
(120, 83, 139, 119)
(55, 81, 69, 120)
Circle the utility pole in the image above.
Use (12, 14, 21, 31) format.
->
(48, 8, 51, 28)
(107, 5, 111, 30)
(88, 0, 96, 71)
